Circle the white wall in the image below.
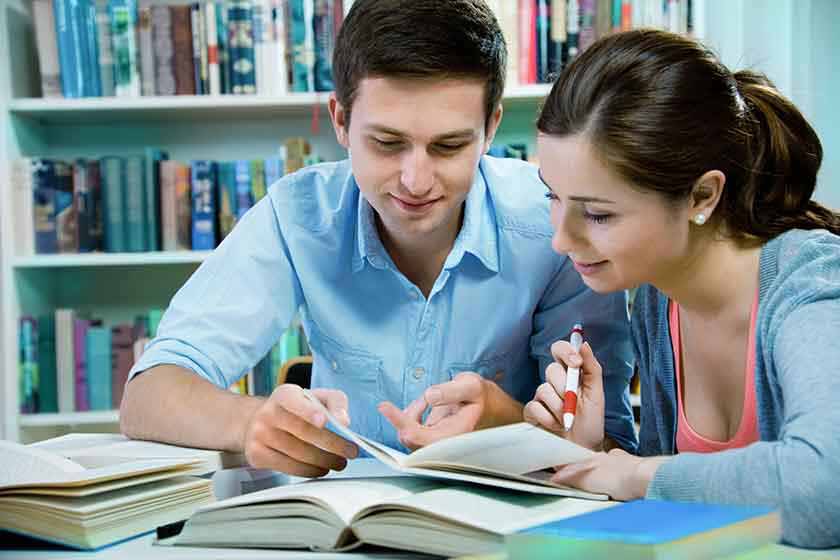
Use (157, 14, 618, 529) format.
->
(702, 0, 839, 210)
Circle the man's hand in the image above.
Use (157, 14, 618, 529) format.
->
(243, 384, 359, 477)
(378, 372, 523, 450)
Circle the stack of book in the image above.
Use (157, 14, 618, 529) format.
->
(0, 433, 241, 550)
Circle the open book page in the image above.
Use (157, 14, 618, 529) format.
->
(0, 441, 84, 487)
(372, 485, 617, 534)
(193, 476, 441, 527)
(31, 433, 245, 473)
(406, 422, 594, 473)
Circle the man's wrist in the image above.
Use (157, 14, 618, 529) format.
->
(479, 379, 523, 429)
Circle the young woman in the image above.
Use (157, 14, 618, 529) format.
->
(524, 29, 840, 548)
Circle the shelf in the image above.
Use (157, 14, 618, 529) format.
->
(12, 251, 211, 268)
(8, 85, 552, 125)
(19, 410, 119, 427)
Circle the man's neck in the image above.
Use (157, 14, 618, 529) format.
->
(377, 207, 464, 298)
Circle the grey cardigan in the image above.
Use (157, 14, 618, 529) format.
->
(629, 229, 840, 548)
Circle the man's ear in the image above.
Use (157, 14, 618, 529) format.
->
(328, 93, 350, 149)
(483, 104, 504, 152)
(689, 170, 726, 224)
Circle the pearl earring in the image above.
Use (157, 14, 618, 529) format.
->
(693, 213, 707, 226)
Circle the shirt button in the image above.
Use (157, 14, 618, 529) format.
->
(409, 290, 418, 300)
(413, 367, 425, 380)
(331, 360, 338, 371)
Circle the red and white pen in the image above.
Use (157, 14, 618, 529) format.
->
(562, 324, 584, 431)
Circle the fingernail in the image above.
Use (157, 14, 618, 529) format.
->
(313, 413, 326, 427)
(426, 388, 442, 405)
(339, 409, 350, 425)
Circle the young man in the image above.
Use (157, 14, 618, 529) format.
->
(120, 0, 634, 478)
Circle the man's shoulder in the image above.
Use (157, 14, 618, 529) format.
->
(480, 156, 553, 238)
(267, 159, 357, 231)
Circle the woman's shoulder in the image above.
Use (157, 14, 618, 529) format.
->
(762, 229, 840, 300)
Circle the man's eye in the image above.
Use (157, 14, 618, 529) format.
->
(435, 143, 466, 152)
(373, 138, 403, 149)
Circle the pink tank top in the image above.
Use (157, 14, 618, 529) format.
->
(669, 293, 760, 453)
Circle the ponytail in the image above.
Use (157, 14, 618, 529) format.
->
(729, 70, 840, 237)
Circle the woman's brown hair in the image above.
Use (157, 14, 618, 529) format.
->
(537, 29, 840, 241)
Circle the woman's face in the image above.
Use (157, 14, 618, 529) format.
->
(537, 134, 695, 293)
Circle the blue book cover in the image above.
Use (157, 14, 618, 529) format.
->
(19, 316, 39, 414)
(80, 0, 102, 96)
(508, 499, 780, 559)
(216, 161, 237, 239)
(32, 159, 59, 254)
(289, 0, 311, 92)
(85, 326, 112, 411)
(227, 0, 256, 94)
(37, 313, 58, 413)
(53, 161, 75, 253)
(143, 148, 169, 251)
(100, 156, 126, 253)
(311, 0, 334, 92)
(190, 160, 217, 250)
(124, 155, 146, 252)
(264, 156, 283, 190)
(234, 159, 253, 220)
(53, 0, 83, 97)
(73, 159, 101, 252)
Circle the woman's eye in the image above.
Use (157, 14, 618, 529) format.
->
(584, 211, 612, 224)
(544, 191, 559, 201)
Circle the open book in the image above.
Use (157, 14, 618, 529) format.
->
(162, 475, 617, 557)
(304, 389, 605, 499)
(0, 434, 227, 550)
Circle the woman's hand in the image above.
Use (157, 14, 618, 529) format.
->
(523, 339, 606, 450)
(551, 449, 669, 501)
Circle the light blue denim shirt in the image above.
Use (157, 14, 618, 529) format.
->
(130, 156, 635, 450)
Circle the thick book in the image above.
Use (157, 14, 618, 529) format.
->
(160, 475, 615, 556)
(303, 389, 606, 499)
(0, 433, 240, 550)
(506, 499, 781, 560)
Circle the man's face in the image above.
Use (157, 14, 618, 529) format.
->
(330, 77, 501, 244)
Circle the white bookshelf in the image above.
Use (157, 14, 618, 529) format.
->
(12, 251, 212, 269)
(19, 409, 119, 427)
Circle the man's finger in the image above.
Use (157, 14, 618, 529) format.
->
(313, 388, 350, 426)
(424, 373, 482, 406)
(273, 407, 358, 459)
(425, 404, 455, 427)
(273, 385, 327, 429)
(378, 401, 410, 431)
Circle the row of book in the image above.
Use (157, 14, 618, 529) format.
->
(33, 0, 349, 99)
(18, 308, 163, 413)
(12, 138, 316, 256)
(19, 308, 309, 414)
(31, 0, 696, 100)
(490, 0, 695, 85)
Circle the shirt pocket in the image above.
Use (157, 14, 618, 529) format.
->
(305, 321, 384, 442)
(447, 350, 515, 393)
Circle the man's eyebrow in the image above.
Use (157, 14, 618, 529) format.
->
(538, 170, 616, 204)
(363, 125, 476, 141)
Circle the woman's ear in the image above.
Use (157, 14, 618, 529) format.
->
(689, 170, 726, 226)
(328, 94, 350, 149)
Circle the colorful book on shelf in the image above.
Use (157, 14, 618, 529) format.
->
(303, 389, 606, 499)
(0, 433, 248, 550)
(190, 160, 218, 250)
(110, 323, 134, 408)
(37, 313, 59, 413)
(73, 317, 91, 411)
(19, 316, 39, 414)
(124, 155, 147, 252)
(109, 0, 141, 97)
(100, 156, 126, 253)
(159, 474, 615, 557)
(33, 0, 62, 98)
(506, 499, 781, 560)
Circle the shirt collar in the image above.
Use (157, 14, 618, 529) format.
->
(351, 160, 499, 274)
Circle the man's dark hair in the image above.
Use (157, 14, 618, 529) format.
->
(333, 0, 507, 127)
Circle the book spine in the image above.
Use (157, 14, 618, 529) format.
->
(32, 159, 57, 254)
(144, 148, 169, 251)
(151, 5, 176, 95)
(54, 161, 76, 253)
(124, 155, 147, 252)
(55, 309, 75, 413)
(170, 5, 196, 95)
(19, 316, 39, 414)
(249, 159, 266, 202)
(518, 0, 535, 85)
(53, 0, 83, 97)
(216, 161, 237, 239)
(86, 326, 112, 410)
(252, 0, 269, 94)
(198, 3, 210, 93)
(549, 0, 567, 74)
(190, 3, 205, 94)
(579, 0, 596, 52)
(110, 0, 141, 97)
(234, 159, 253, 219)
(264, 156, 283, 189)
(138, 3, 156, 96)
(80, 0, 102, 96)
(89, 160, 104, 251)
(536, 0, 551, 83)
(288, 0, 309, 91)
(37, 313, 58, 413)
(12, 159, 35, 256)
(110, 324, 134, 409)
(272, 0, 289, 95)
(567, 0, 580, 62)
(73, 159, 95, 252)
(100, 156, 127, 253)
(33, 0, 63, 97)
(216, 0, 230, 94)
(228, 0, 256, 94)
(311, 0, 334, 91)
(95, 0, 115, 96)
(190, 160, 217, 250)
(175, 163, 193, 250)
(159, 160, 178, 251)
(73, 318, 91, 411)
(205, 1, 221, 94)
